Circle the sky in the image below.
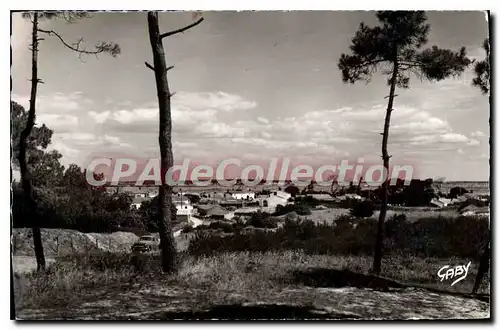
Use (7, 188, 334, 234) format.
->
(11, 11, 490, 181)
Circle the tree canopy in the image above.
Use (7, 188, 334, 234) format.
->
(11, 101, 65, 186)
(472, 38, 490, 95)
(338, 11, 471, 88)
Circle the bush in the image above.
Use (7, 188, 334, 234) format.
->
(208, 221, 234, 233)
(247, 212, 278, 229)
(273, 203, 311, 216)
(182, 224, 194, 234)
(188, 214, 490, 260)
(349, 200, 375, 218)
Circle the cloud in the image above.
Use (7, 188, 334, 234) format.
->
(12, 92, 92, 114)
(37, 114, 79, 132)
(16, 89, 485, 172)
(88, 92, 258, 142)
(57, 132, 96, 141)
(55, 132, 131, 149)
(48, 140, 81, 166)
(89, 92, 256, 126)
(467, 139, 480, 146)
(89, 110, 111, 124)
(257, 117, 270, 124)
(409, 133, 473, 145)
(441, 133, 469, 143)
(471, 130, 486, 138)
(174, 91, 257, 112)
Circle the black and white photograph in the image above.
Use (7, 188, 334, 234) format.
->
(9, 7, 491, 320)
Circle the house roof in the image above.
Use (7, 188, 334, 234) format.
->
(234, 207, 260, 214)
(430, 199, 444, 207)
(207, 205, 230, 216)
(197, 204, 215, 211)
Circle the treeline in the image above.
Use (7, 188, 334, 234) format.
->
(11, 101, 172, 234)
(11, 167, 175, 234)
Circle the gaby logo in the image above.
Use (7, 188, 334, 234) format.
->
(437, 261, 472, 286)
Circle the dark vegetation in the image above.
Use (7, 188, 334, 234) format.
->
(187, 215, 489, 260)
(349, 200, 376, 218)
(12, 101, 176, 234)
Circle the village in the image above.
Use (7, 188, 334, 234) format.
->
(111, 183, 295, 224)
(107, 179, 490, 231)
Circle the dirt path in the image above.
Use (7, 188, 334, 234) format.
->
(16, 283, 489, 320)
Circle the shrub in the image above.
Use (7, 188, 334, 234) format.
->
(273, 203, 311, 216)
(349, 200, 376, 218)
(188, 214, 489, 260)
(247, 212, 278, 229)
(182, 224, 194, 234)
(208, 221, 235, 233)
(233, 218, 245, 231)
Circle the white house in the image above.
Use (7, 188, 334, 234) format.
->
(172, 195, 191, 206)
(258, 190, 292, 213)
(176, 204, 194, 221)
(231, 192, 256, 200)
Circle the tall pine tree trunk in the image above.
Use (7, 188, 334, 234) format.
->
(373, 58, 398, 275)
(147, 12, 177, 273)
(18, 12, 46, 272)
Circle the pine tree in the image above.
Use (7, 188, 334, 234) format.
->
(338, 11, 471, 274)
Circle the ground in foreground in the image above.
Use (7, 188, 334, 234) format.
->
(13, 252, 490, 320)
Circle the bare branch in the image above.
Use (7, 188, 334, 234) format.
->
(28, 78, 44, 84)
(37, 28, 121, 57)
(160, 17, 204, 39)
(166, 65, 174, 71)
(145, 62, 155, 71)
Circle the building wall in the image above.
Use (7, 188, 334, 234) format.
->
(259, 195, 289, 213)
(232, 192, 256, 200)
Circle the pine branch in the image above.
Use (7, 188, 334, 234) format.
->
(160, 17, 204, 39)
(37, 28, 121, 57)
